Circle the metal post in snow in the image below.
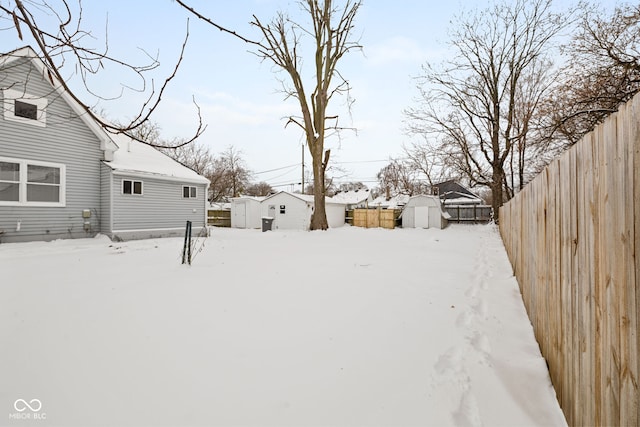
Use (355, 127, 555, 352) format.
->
(182, 220, 192, 265)
(187, 221, 192, 265)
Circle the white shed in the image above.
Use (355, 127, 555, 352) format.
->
(261, 191, 346, 230)
(231, 196, 264, 229)
(400, 195, 449, 229)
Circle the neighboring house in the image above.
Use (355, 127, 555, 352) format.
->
(0, 46, 209, 243)
(432, 180, 492, 223)
(330, 189, 372, 209)
(369, 194, 411, 209)
(432, 180, 483, 205)
(261, 191, 346, 230)
(399, 195, 449, 229)
(209, 201, 231, 211)
(230, 196, 264, 229)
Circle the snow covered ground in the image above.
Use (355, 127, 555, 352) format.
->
(1, 224, 567, 427)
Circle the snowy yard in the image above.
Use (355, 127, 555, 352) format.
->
(1, 224, 566, 427)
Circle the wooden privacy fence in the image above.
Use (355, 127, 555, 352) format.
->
(350, 208, 399, 229)
(207, 209, 230, 227)
(499, 94, 640, 426)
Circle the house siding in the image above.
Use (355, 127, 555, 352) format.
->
(0, 58, 104, 243)
(100, 163, 112, 234)
(110, 173, 206, 240)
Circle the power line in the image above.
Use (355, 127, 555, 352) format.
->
(332, 159, 391, 165)
(254, 163, 299, 174)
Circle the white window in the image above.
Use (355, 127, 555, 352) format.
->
(3, 89, 47, 127)
(0, 157, 65, 206)
(122, 179, 143, 195)
(183, 186, 197, 198)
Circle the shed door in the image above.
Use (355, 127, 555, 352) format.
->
(415, 206, 430, 228)
(235, 203, 246, 228)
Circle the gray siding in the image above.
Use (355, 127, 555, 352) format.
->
(0, 59, 104, 243)
(110, 173, 206, 240)
(100, 163, 112, 234)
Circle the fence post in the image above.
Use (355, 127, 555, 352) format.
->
(182, 220, 192, 265)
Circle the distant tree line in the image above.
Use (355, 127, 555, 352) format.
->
(128, 121, 273, 202)
(375, 1, 640, 221)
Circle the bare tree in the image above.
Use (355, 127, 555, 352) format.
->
(538, 3, 640, 150)
(404, 0, 564, 221)
(402, 141, 449, 189)
(245, 182, 274, 197)
(207, 146, 252, 202)
(0, 0, 204, 146)
(376, 159, 426, 198)
(177, 0, 362, 230)
(337, 181, 367, 192)
(126, 121, 216, 175)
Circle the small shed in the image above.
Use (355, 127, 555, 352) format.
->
(261, 191, 346, 230)
(400, 195, 449, 229)
(230, 196, 264, 229)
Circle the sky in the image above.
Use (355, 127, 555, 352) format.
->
(0, 0, 621, 191)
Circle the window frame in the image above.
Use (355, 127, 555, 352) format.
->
(182, 185, 197, 199)
(122, 179, 143, 196)
(3, 89, 48, 127)
(0, 157, 65, 207)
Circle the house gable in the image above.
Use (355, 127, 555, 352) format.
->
(0, 49, 109, 242)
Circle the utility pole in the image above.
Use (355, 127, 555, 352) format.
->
(301, 143, 305, 194)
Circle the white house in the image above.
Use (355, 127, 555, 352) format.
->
(230, 196, 264, 229)
(369, 194, 411, 209)
(330, 189, 372, 209)
(400, 195, 449, 229)
(261, 191, 346, 230)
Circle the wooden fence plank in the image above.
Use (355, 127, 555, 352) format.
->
(499, 92, 640, 426)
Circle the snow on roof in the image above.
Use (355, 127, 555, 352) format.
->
(263, 191, 346, 205)
(231, 195, 266, 202)
(330, 189, 371, 204)
(104, 133, 209, 184)
(443, 197, 483, 205)
(370, 194, 411, 209)
(209, 202, 231, 210)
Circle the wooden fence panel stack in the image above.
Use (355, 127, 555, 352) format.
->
(499, 94, 640, 426)
(352, 209, 397, 229)
(207, 209, 231, 227)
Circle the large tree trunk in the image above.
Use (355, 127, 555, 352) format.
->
(310, 147, 329, 230)
(491, 167, 504, 223)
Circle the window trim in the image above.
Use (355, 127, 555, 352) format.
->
(122, 179, 143, 196)
(0, 157, 65, 207)
(182, 185, 197, 199)
(3, 89, 48, 127)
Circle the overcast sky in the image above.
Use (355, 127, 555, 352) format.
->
(1, 0, 620, 191)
